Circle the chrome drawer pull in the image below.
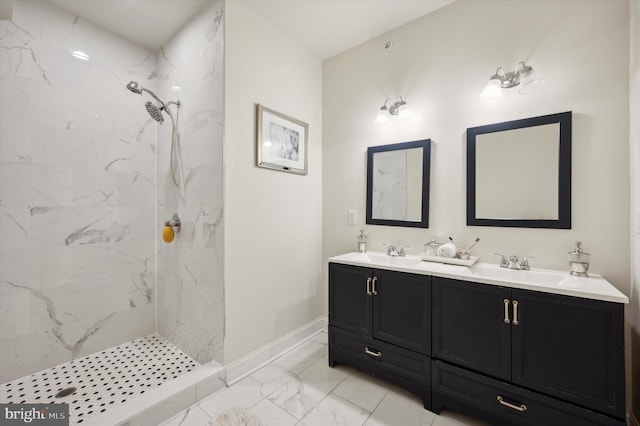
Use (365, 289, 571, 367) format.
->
(512, 300, 519, 326)
(372, 276, 378, 295)
(364, 347, 382, 357)
(497, 396, 526, 412)
(503, 299, 510, 324)
(366, 277, 372, 295)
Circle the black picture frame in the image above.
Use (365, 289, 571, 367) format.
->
(366, 139, 431, 228)
(466, 111, 572, 229)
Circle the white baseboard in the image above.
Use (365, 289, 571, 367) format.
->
(221, 316, 327, 386)
(320, 316, 328, 331)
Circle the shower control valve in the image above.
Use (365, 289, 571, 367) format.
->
(164, 212, 182, 232)
(162, 212, 182, 244)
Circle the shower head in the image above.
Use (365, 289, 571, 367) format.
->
(126, 81, 182, 187)
(145, 101, 164, 124)
(126, 80, 143, 94)
(126, 80, 165, 106)
(126, 80, 179, 124)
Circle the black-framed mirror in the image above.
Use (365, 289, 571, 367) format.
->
(366, 139, 431, 228)
(467, 111, 571, 229)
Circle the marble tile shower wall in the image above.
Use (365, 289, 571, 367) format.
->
(156, 1, 225, 365)
(0, 0, 159, 382)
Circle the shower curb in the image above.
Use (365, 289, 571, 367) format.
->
(82, 361, 225, 426)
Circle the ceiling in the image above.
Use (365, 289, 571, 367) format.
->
(45, 0, 212, 50)
(43, 0, 454, 60)
(239, 0, 454, 60)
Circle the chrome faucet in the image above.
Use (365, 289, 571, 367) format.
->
(384, 244, 408, 257)
(495, 253, 535, 270)
(519, 256, 535, 271)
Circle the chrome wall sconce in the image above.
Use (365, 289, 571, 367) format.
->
(375, 97, 411, 124)
(480, 61, 545, 99)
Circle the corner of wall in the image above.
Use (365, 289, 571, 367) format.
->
(629, 0, 640, 420)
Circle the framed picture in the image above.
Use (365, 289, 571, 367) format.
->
(256, 104, 308, 175)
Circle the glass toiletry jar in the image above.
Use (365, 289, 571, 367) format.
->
(424, 240, 441, 256)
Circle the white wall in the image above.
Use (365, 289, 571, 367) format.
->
(223, 1, 323, 363)
(323, 0, 630, 297)
(630, 0, 639, 421)
(323, 0, 631, 414)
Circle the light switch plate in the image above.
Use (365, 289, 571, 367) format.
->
(348, 210, 357, 225)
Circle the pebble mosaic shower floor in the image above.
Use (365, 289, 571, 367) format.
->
(0, 334, 198, 424)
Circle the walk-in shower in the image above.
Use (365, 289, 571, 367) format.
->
(126, 80, 184, 187)
(1, 0, 225, 423)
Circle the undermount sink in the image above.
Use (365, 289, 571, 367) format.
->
(342, 252, 423, 268)
(467, 264, 567, 286)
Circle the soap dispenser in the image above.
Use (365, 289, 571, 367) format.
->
(357, 229, 367, 253)
(569, 241, 590, 277)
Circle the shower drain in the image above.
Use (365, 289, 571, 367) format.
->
(55, 387, 77, 398)
(0, 335, 198, 424)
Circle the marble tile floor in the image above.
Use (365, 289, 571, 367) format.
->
(160, 332, 486, 426)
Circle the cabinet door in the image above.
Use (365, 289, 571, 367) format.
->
(329, 263, 372, 336)
(372, 269, 431, 354)
(432, 277, 512, 381)
(511, 289, 625, 419)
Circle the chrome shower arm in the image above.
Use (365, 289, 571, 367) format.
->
(140, 87, 167, 108)
(163, 104, 174, 121)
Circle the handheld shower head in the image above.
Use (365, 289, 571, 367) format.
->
(126, 81, 165, 107)
(145, 101, 164, 124)
(126, 80, 180, 124)
(125, 81, 183, 187)
(126, 81, 143, 94)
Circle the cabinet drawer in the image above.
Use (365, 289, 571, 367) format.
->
(432, 361, 624, 426)
(330, 326, 429, 385)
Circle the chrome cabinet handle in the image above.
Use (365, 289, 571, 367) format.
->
(497, 395, 526, 412)
(503, 299, 510, 324)
(372, 276, 378, 295)
(364, 347, 382, 357)
(512, 300, 519, 326)
(366, 277, 372, 295)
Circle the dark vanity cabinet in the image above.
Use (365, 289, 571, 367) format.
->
(328, 263, 431, 408)
(328, 262, 626, 425)
(432, 277, 625, 425)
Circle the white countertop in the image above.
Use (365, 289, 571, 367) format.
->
(329, 252, 629, 304)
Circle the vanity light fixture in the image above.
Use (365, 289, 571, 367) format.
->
(375, 97, 411, 124)
(480, 61, 545, 99)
